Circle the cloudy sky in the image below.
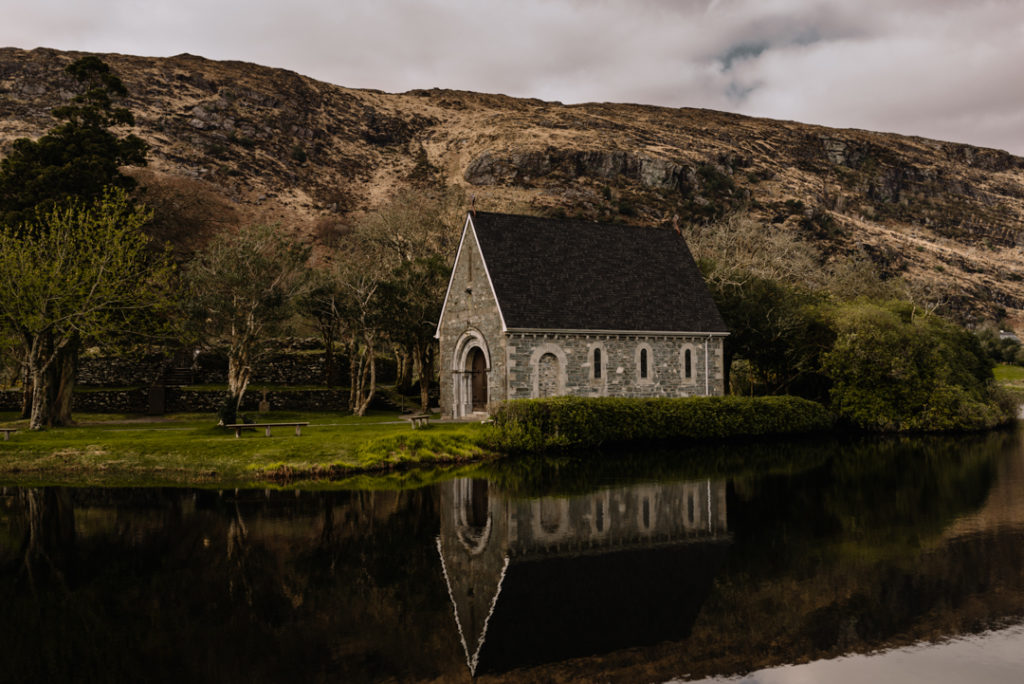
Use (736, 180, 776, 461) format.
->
(3, 0, 1023, 155)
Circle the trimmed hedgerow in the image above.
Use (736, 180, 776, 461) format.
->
(485, 395, 835, 453)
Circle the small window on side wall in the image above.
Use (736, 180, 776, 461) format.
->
(594, 347, 602, 379)
(640, 348, 649, 379)
(684, 348, 692, 379)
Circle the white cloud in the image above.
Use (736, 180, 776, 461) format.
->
(0, 0, 1022, 154)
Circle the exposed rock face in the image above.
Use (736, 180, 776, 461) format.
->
(465, 149, 692, 193)
(1, 47, 1023, 326)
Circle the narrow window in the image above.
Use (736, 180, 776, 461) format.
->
(684, 349, 692, 379)
(593, 348, 602, 379)
(640, 348, 648, 379)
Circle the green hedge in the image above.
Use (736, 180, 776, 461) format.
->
(485, 395, 835, 453)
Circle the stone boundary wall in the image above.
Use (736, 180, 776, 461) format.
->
(78, 352, 334, 387)
(77, 355, 166, 386)
(76, 351, 399, 388)
(0, 388, 350, 414)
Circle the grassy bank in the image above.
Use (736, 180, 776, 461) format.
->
(0, 410, 492, 487)
(996, 364, 1024, 407)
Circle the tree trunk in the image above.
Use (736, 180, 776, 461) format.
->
(323, 326, 335, 388)
(19, 362, 31, 420)
(416, 341, 435, 412)
(224, 350, 252, 424)
(352, 341, 377, 416)
(29, 368, 51, 430)
(51, 338, 79, 427)
(348, 344, 358, 412)
(395, 347, 412, 393)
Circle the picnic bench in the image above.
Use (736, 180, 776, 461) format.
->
(406, 413, 430, 429)
(0, 427, 16, 441)
(225, 422, 309, 438)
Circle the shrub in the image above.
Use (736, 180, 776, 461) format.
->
(822, 302, 1014, 431)
(484, 395, 834, 453)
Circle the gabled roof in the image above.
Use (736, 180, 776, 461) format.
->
(467, 211, 728, 333)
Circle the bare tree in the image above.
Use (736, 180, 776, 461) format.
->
(184, 223, 310, 423)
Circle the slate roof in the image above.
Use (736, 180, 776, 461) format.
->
(468, 211, 728, 333)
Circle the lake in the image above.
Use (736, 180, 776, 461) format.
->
(1, 426, 1023, 682)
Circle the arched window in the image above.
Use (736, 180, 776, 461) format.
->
(593, 347, 602, 379)
(684, 348, 692, 379)
(636, 344, 654, 384)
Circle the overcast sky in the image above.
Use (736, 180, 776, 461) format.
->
(3, 0, 1023, 155)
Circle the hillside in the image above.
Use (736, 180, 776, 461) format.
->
(1, 47, 1022, 327)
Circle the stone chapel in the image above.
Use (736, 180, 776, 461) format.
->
(435, 211, 728, 419)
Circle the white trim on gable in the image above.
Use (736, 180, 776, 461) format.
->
(467, 213, 509, 334)
(435, 214, 474, 339)
(435, 213, 509, 338)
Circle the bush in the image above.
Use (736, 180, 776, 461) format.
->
(822, 302, 1014, 431)
(484, 395, 834, 453)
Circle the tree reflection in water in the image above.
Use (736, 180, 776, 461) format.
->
(0, 427, 1020, 682)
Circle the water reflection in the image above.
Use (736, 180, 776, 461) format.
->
(438, 478, 729, 675)
(0, 428, 1021, 682)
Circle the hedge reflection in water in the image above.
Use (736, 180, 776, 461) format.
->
(0, 427, 1020, 682)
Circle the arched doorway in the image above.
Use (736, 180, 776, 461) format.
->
(468, 347, 488, 411)
(452, 331, 491, 418)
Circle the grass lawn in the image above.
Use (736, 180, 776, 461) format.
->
(0, 409, 494, 487)
(994, 364, 1024, 384)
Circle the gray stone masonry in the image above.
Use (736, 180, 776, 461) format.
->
(438, 222, 508, 418)
(437, 216, 728, 417)
(507, 333, 725, 399)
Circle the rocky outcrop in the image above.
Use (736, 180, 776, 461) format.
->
(465, 148, 693, 192)
(1, 47, 1023, 326)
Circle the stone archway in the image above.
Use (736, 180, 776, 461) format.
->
(528, 342, 568, 398)
(452, 330, 491, 418)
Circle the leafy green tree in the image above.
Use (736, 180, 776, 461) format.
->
(379, 254, 451, 411)
(358, 188, 463, 405)
(0, 56, 147, 228)
(710, 275, 833, 399)
(184, 223, 311, 423)
(0, 189, 173, 429)
(0, 55, 149, 423)
(301, 271, 346, 389)
(822, 302, 1009, 431)
(975, 322, 1023, 365)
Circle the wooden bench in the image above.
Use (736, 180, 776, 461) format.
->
(406, 414, 430, 429)
(225, 422, 309, 438)
(0, 428, 16, 441)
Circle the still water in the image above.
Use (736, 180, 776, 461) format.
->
(1, 427, 1023, 683)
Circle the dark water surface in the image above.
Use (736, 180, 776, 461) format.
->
(2, 427, 1024, 683)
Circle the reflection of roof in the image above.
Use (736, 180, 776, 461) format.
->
(470, 211, 728, 332)
(439, 536, 730, 676)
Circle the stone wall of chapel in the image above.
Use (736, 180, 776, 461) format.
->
(506, 333, 725, 399)
(437, 226, 508, 418)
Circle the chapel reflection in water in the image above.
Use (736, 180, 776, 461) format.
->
(438, 477, 730, 675)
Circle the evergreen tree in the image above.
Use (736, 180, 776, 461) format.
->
(0, 55, 149, 424)
(0, 55, 148, 228)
